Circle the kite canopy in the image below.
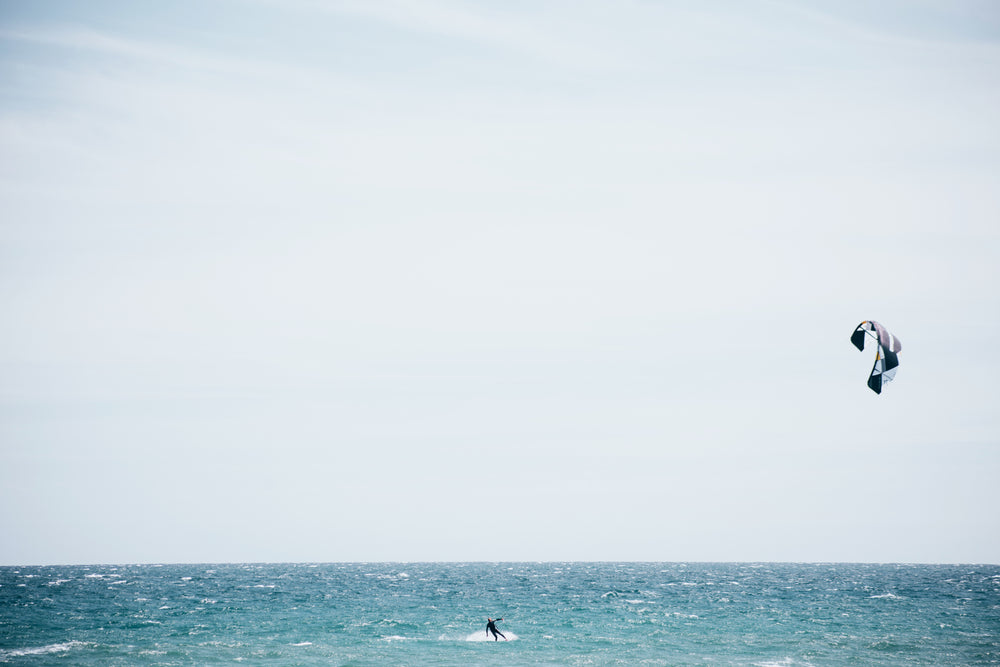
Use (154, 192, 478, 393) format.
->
(851, 320, 902, 394)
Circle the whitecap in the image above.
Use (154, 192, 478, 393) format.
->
(754, 659, 813, 667)
(291, 641, 313, 647)
(0, 641, 87, 659)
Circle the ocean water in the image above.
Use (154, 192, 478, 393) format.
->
(2, 563, 998, 666)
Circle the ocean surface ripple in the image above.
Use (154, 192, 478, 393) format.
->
(2, 562, 998, 665)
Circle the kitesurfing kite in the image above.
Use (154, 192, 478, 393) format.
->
(850, 320, 901, 394)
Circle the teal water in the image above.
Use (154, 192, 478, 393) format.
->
(2, 563, 998, 665)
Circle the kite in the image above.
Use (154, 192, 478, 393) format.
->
(850, 320, 901, 394)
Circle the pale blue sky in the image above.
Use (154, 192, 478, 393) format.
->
(1, 0, 998, 564)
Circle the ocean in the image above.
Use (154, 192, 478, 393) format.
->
(2, 562, 998, 665)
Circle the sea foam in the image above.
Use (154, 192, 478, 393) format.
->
(465, 631, 519, 642)
(0, 641, 87, 659)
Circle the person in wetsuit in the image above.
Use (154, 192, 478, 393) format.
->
(486, 617, 506, 641)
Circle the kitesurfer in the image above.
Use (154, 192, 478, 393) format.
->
(486, 617, 506, 641)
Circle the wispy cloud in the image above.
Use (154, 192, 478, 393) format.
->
(772, 0, 1000, 54)
(0, 24, 341, 90)
(271, 0, 640, 71)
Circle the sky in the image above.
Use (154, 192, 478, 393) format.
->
(1, 0, 998, 565)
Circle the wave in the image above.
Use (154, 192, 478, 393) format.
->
(0, 641, 88, 660)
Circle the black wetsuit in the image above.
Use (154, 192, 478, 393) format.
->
(486, 617, 506, 641)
